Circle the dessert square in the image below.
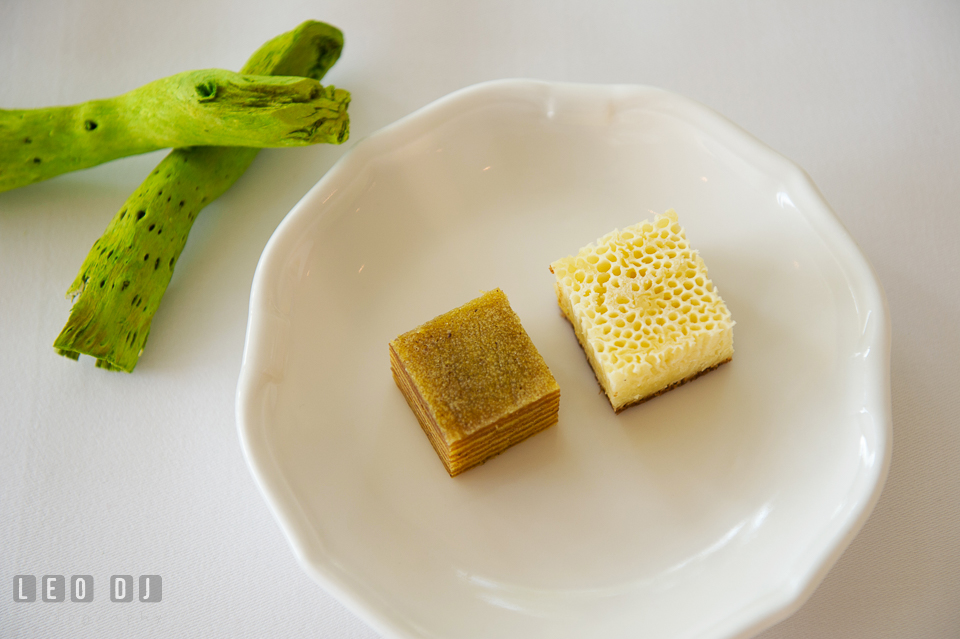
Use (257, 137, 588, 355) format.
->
(549, 209, 733, 412)
(389, 289, 560, 476)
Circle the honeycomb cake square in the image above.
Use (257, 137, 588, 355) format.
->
(389, 289, 560, 477)
(549, 210, 733, 412)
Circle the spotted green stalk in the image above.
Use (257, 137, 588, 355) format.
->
(53, 21, 346, 371)
(1, 69, 348, 193)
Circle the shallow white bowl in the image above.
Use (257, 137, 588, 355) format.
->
(236, 80, 891, 639)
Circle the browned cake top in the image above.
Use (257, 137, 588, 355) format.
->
(390, 289, 559, 442)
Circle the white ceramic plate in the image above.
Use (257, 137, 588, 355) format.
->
(236, 80, 891, 639)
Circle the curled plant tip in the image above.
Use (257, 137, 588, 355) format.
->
(1, 68, 350, 193)
(53, 20, 346, 372)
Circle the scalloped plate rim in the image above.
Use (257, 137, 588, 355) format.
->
(236, 78, 892, 639)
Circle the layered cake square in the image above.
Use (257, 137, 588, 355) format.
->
(549, 210, 733, 412)
(389, 289, 560, 476)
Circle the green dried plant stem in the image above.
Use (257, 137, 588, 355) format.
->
(54, 146, 258, 371)
(54, 20, 345, 371)
(0, 70, 349, 193)
(241, 20, 343, 80)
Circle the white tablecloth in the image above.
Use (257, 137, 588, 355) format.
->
(3, 1, 958, 637)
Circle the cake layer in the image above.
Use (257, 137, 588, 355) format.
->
(550, 210, 733, 411)
(448, 394, 560, 458)
(391, 343, 560, 475)
(390, 289, 560, 476)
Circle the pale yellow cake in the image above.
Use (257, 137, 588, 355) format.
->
(549, 210, 733, 412)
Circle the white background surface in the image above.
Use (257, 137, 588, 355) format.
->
(1, 1, 957, 637)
